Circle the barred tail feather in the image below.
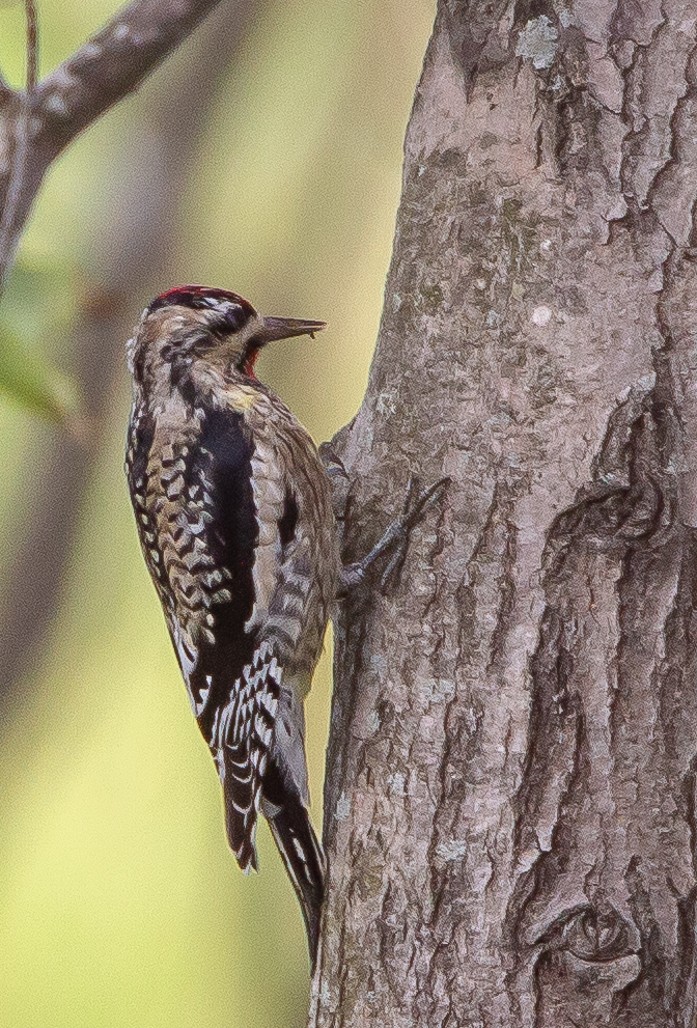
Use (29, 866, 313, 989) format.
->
(216, 643, 282, 872)
(222, 740, 265, 872)
(267, 794, 326, 968)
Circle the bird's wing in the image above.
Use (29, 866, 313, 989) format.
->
(161, 405, 260, 720)
(150, 403, 287, 869)
(212, 641, 282, 871)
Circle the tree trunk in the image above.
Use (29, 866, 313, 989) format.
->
(312, 3, 697, 1025)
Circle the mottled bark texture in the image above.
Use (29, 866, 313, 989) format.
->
(312, 3, 697, 1026)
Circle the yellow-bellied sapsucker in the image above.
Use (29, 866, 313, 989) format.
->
(125, 285, 446, 966)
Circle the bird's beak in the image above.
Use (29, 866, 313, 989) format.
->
(259, 316, 327, 343)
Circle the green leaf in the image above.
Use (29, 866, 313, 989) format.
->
(0, 324, 81, 425)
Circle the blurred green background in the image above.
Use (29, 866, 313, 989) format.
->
(0, 1, 433, 1026)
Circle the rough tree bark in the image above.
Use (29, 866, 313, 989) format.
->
(313, 3, 697, 1026)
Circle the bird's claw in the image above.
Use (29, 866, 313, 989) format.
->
(379, 475, 450, 594)
(339, 474, 450, 597)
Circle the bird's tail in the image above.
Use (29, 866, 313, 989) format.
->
(217, 644, 283, 872)
(266, 791, 325, 969)
(221, 738, 263, 873)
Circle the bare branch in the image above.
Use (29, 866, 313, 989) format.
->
(0, 0, 39, 293)
(0, 0, 231, 294)
(32, 0, 226, 155)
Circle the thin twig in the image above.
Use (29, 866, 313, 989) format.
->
(0, 0, 39, 293)
(26, 0, 38, 92)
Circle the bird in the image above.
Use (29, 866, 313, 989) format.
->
(125, 285, 335, 964)
(125, 284, 448, 967)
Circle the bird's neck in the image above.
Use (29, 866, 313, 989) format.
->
(179, 358, 265, 417)
(135, 351, 262, 418)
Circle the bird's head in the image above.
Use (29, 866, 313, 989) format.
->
(128, 285, 325, 387)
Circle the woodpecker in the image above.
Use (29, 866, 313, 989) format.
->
(125, 285, 446, 966)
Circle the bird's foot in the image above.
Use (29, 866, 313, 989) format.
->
(339, 475, 450, 596)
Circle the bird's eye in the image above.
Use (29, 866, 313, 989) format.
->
(218, 302, 247, 333)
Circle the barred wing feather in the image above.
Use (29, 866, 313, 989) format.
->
(213, 643, 282, 870)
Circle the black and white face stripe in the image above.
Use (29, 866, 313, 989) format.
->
(147, 286, 257, 335)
